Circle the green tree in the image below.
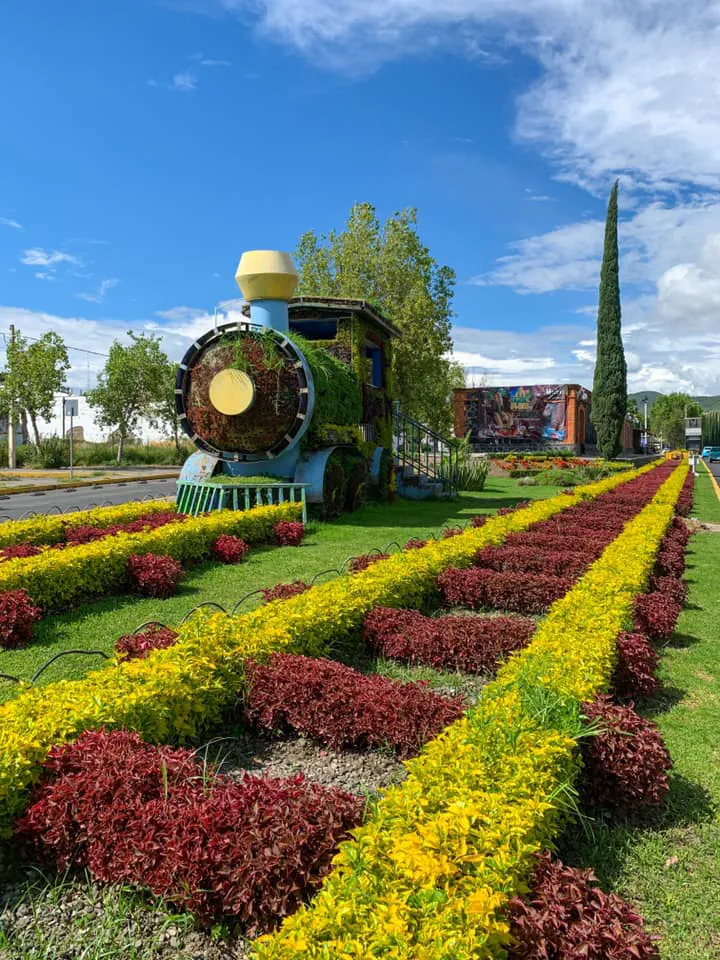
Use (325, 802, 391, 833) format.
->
(591, 180, 627, 458)
(650, 393, 702, 449)
(150, 360, 183, 455)
(0, 330, 70, 448)
(294, 203, 457, 433)
(626, 397, 641, 425)
(87, 333, 169, 462)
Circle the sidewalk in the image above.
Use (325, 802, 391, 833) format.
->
(0, 466, 179, 496)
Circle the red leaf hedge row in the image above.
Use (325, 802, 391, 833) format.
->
(127, 553, 185, 599)
(244, 654, 465, 759)
(581, 696, 672, 810)
(362, 606, 536, 674)
(115, 625, 179, 661)
(349, 553, 390, 574)
(613, 632, 660, 700)
(0, 589, 42, 650)
(16, 729, 363, 934)
(474, 545, 592, 580)
(508, 852, 660, 960)
(261, 581, 311, 603)
(438, 567, 573, 614)
(65, 510, 184, 545)
(633, 592, 682, 643)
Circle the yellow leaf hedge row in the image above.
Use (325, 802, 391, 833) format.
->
(253, 461, 688, 960)
(0, 497, 176, 548)
(0, 502, 302, 611)
(0, 466, 653, 836)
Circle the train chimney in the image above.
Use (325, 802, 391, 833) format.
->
(235, 250, 298, 334)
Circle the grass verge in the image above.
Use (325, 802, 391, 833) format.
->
(560, 530, 720, 960)
(693, 464, 720, 523)
(0, 477, 555, 703)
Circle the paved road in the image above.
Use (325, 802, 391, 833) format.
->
(0, 478, 178, 521)
(708, 460, 720, 482)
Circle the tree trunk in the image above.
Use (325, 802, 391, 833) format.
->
(117, 432, 125, 463)
(30, 414, 41, 449)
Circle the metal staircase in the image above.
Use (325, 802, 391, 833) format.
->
(392, 403, 459, 499)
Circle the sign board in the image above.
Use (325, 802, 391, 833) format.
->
(64, 399, 79, 417)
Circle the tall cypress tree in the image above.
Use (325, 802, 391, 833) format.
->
(591, 180, 627, 458)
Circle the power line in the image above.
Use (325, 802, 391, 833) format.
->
(0, 329, 109, 358)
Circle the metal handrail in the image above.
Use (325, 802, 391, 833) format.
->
(392, 404, 459, 496)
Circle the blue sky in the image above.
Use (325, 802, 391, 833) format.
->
(2, 0, 720, 396)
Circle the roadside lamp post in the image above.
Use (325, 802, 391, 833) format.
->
(643, 396, 648, 453)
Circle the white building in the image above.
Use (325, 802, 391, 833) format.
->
(39, 394, 169, 445)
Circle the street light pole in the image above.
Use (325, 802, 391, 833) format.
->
(643, 396, 648, 453)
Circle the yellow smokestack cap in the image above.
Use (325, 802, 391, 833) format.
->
(235, 250, 298, 302)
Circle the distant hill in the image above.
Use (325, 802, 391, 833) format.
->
(628, 391, 720, 413)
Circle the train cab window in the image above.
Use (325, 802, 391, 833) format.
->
(364, 344, 383, 388)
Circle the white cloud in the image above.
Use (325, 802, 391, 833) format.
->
(21, 248, 80, 269)
(34, 272, 56, 282)
(0, 216, 23, 231)
(76, 278, 120, 304)
(171, 72, 198, 92)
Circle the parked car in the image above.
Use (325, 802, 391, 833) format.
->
(703, 446, 720, 462)
(701, 446, 712, 458)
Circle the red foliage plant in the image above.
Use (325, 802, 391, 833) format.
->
(580, 696, 672, 810)
(261, 580, 310, 603)
(647, 574, 688, 607)
(211, 534, 250, 564)
(474, 545, 591, 580)
(403, 538, 428, 551)
(613, 632, 659, 700)
(362, 606, 535, 675)
(437, 567, 573, 614)
(441, 526, 463, 539)
(65, 511, 183, 545)
(654, 543, 686, 579)
(470, 514, 488, 528)
(508, 851, 660, 960)
(15, 729, 362, 934)
(507, 532, 607, 558)
(274, 521, 305, 547)
(244, 654, 464, 759)
(0, 543, 43, 563)
(0, 589, 43, 649)
(127, 553, 185, 599)
(633, 591, 682, 643)
(115, 625, 179, 661)
(348, 553, 390, 574)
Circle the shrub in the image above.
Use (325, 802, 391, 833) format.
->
(648, 574, 688, 607)
(441, 526, 463, 539)
(0, 543, 43, 562)
(613, 632, 659, 699)
(403, 538, 428, 551)
(274, 521, 305, 547)
(581, 696, 672, 809)
(508, 851, 660, 960)
(0, 590, 43, 649)
(507, 532, 606, 557)
(470, 515, 488, 528)
(261, 581, 310, 603)
(654, 543, 686, 578)
(16, 729, 362, 934)
(211, 534, 250, 564)
(115, 625, 179, 661)
(474, 545, 591, 580)
(363, 607, 536, 674)
(438, 567, 573, 614)
(128, 553, 185, 599)
(245, 654, 465, 759)
(348, 553, 389, 574)
(633, 591, 682, 643)
(65, 511, 182, 545)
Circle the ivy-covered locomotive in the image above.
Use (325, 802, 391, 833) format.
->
(175, 250, 398, 515)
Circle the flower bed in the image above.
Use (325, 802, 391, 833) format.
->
(0, 502, 302, 612)
(0, 465, 657, 834)
(0, 499, 176, 549)
(253, 461, 687, 958)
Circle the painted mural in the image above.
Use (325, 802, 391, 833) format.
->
(461, 385, 569, 442)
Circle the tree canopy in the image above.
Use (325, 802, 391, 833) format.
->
(0, 330, 70, 448)
(87, 333, 169, 461)
(650, 392, 703, 449)
(294, 202, 457, 434)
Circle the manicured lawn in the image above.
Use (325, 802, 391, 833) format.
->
(561, 530, 720, 959)
(692, 463, 720, 522)
(0, 476, 556, 702)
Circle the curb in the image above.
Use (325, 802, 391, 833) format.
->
(0, 473, 178, 498)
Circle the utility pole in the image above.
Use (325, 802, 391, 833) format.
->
(7, 324, 16, 470)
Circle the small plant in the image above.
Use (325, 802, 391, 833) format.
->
(470, 515, 488, 528)
(508, 851, 660, 959)
(0, 589, 42, 649)
(438, 567, 572, 614)
(128, 553, 185, 599)
(274, 521, 305, 547)
(581, 696, 672, 810)
(403, 538, 428, 551)
(0, 543, 43, 562)
(261, 580, 310, 603)
(633, 592, 682, 643)
(115, 625, 179, 661)
(348, 553, 390, 574)
(613, 631, 659, 699)
(211, 534, 250, 564)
